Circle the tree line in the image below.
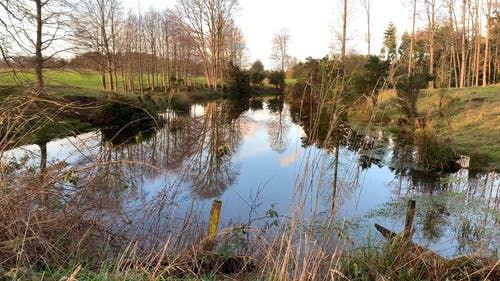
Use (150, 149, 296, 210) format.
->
(336, 0, 499, 88)
(0, 0, 247, 94)
(1, 0, 498, 94)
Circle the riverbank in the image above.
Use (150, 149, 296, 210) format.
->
(418, 85, 499, 170)
(350, 85, 500, 171)
(0, 71, 282, 147)
(0, 84, 166, 146)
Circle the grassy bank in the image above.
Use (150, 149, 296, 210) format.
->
(0, 69, 282, 98)
(354, 85, 500, 170)
(418, 85, 500, 169)
(0, 83, 168, 147)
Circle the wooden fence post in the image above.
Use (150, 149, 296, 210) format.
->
(205, 199, 222, 251)
(404, 199, 416, 239)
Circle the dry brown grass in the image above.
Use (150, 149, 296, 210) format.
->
(0, 90, 112, 275)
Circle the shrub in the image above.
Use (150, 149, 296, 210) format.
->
(225, 62, 250, 98)
(414, 128, 459, 172)
(395, 72, 430, 118)
(267, 70, 285, 89)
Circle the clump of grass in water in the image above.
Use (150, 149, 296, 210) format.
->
(413, 127, 459, 172)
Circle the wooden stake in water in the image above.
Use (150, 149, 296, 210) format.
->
(205, 199, 222, 251)
(404, 199, 416, 239)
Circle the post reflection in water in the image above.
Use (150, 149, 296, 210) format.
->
(4, 97, 498, 258)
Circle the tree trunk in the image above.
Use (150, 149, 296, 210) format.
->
(482, 0, 492, 86)
(408, 0, 417, 76)
(138, 6, 144, 95)
(361, 0, 371, 56)
(460, 0, 467, 88)
(427, 0, 436, 88)
(127, 48, 134, 92)
(341, 0, 347, 65)
(35, 0, 44, 91)
(494, 45, 498, 84)
(110, 3, 118, 92)
(139, 45, 144, 95)
(473, 0, 480, 87)
(121, 55, 126, 92)
(165, 26, 170, 92)
(448, 1, 459, 87)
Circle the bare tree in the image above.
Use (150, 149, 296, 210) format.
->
(0, 0, 71, 90)
(459, 0, 468, 88)
(160, 10, 172, 92)
(482, 0, 492, 86)
(270, 28, 292, 71)
(446, 0, 460, 86)
(138, 3, 144, 95)
(341, 0, 348, 63)
(225, 24, 247, 68)
(109, 0, 120, 92)
(121, 10, 138, 92)
(330, 0, 354, 66)
(471, 0, 481, 87)
(175, 0, 238, 92)
(72, 0, 122, 91)
(424, 0, 438, 88)
(144, 8, 160, 91)
(408, 0, 418, 76)
(360, 0, 372, 55)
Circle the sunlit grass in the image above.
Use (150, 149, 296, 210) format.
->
(0, 69, 105, 89)
(368, 85, 500, 169)
(0, 69, 208, 90)
(418, 85, 500, 168)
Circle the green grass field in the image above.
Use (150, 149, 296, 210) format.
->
(0, 69, 106, 89)
(0, 69, 211, 90)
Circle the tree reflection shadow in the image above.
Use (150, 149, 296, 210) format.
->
(90, 101, 243, 199)
(266, 96, 290, 153)
(183, 102, 241, 199)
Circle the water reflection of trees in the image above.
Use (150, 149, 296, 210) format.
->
(286, 96, 498, 255)
(372, 173, 498, 256)
(266, 96, 290, 153)
(183, 102, 242, 199)
(288, 96, 388, 213)
(90, 100, 243, 199)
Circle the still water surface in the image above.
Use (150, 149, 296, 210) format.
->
(4, 98, 498, 258)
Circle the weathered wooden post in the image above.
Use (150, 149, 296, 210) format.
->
(404, 199, 416, 239)
(205, 199, 222, 251)
(415, 117, 426, 129)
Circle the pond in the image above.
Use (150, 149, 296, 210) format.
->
(3, 97, 498, 258)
